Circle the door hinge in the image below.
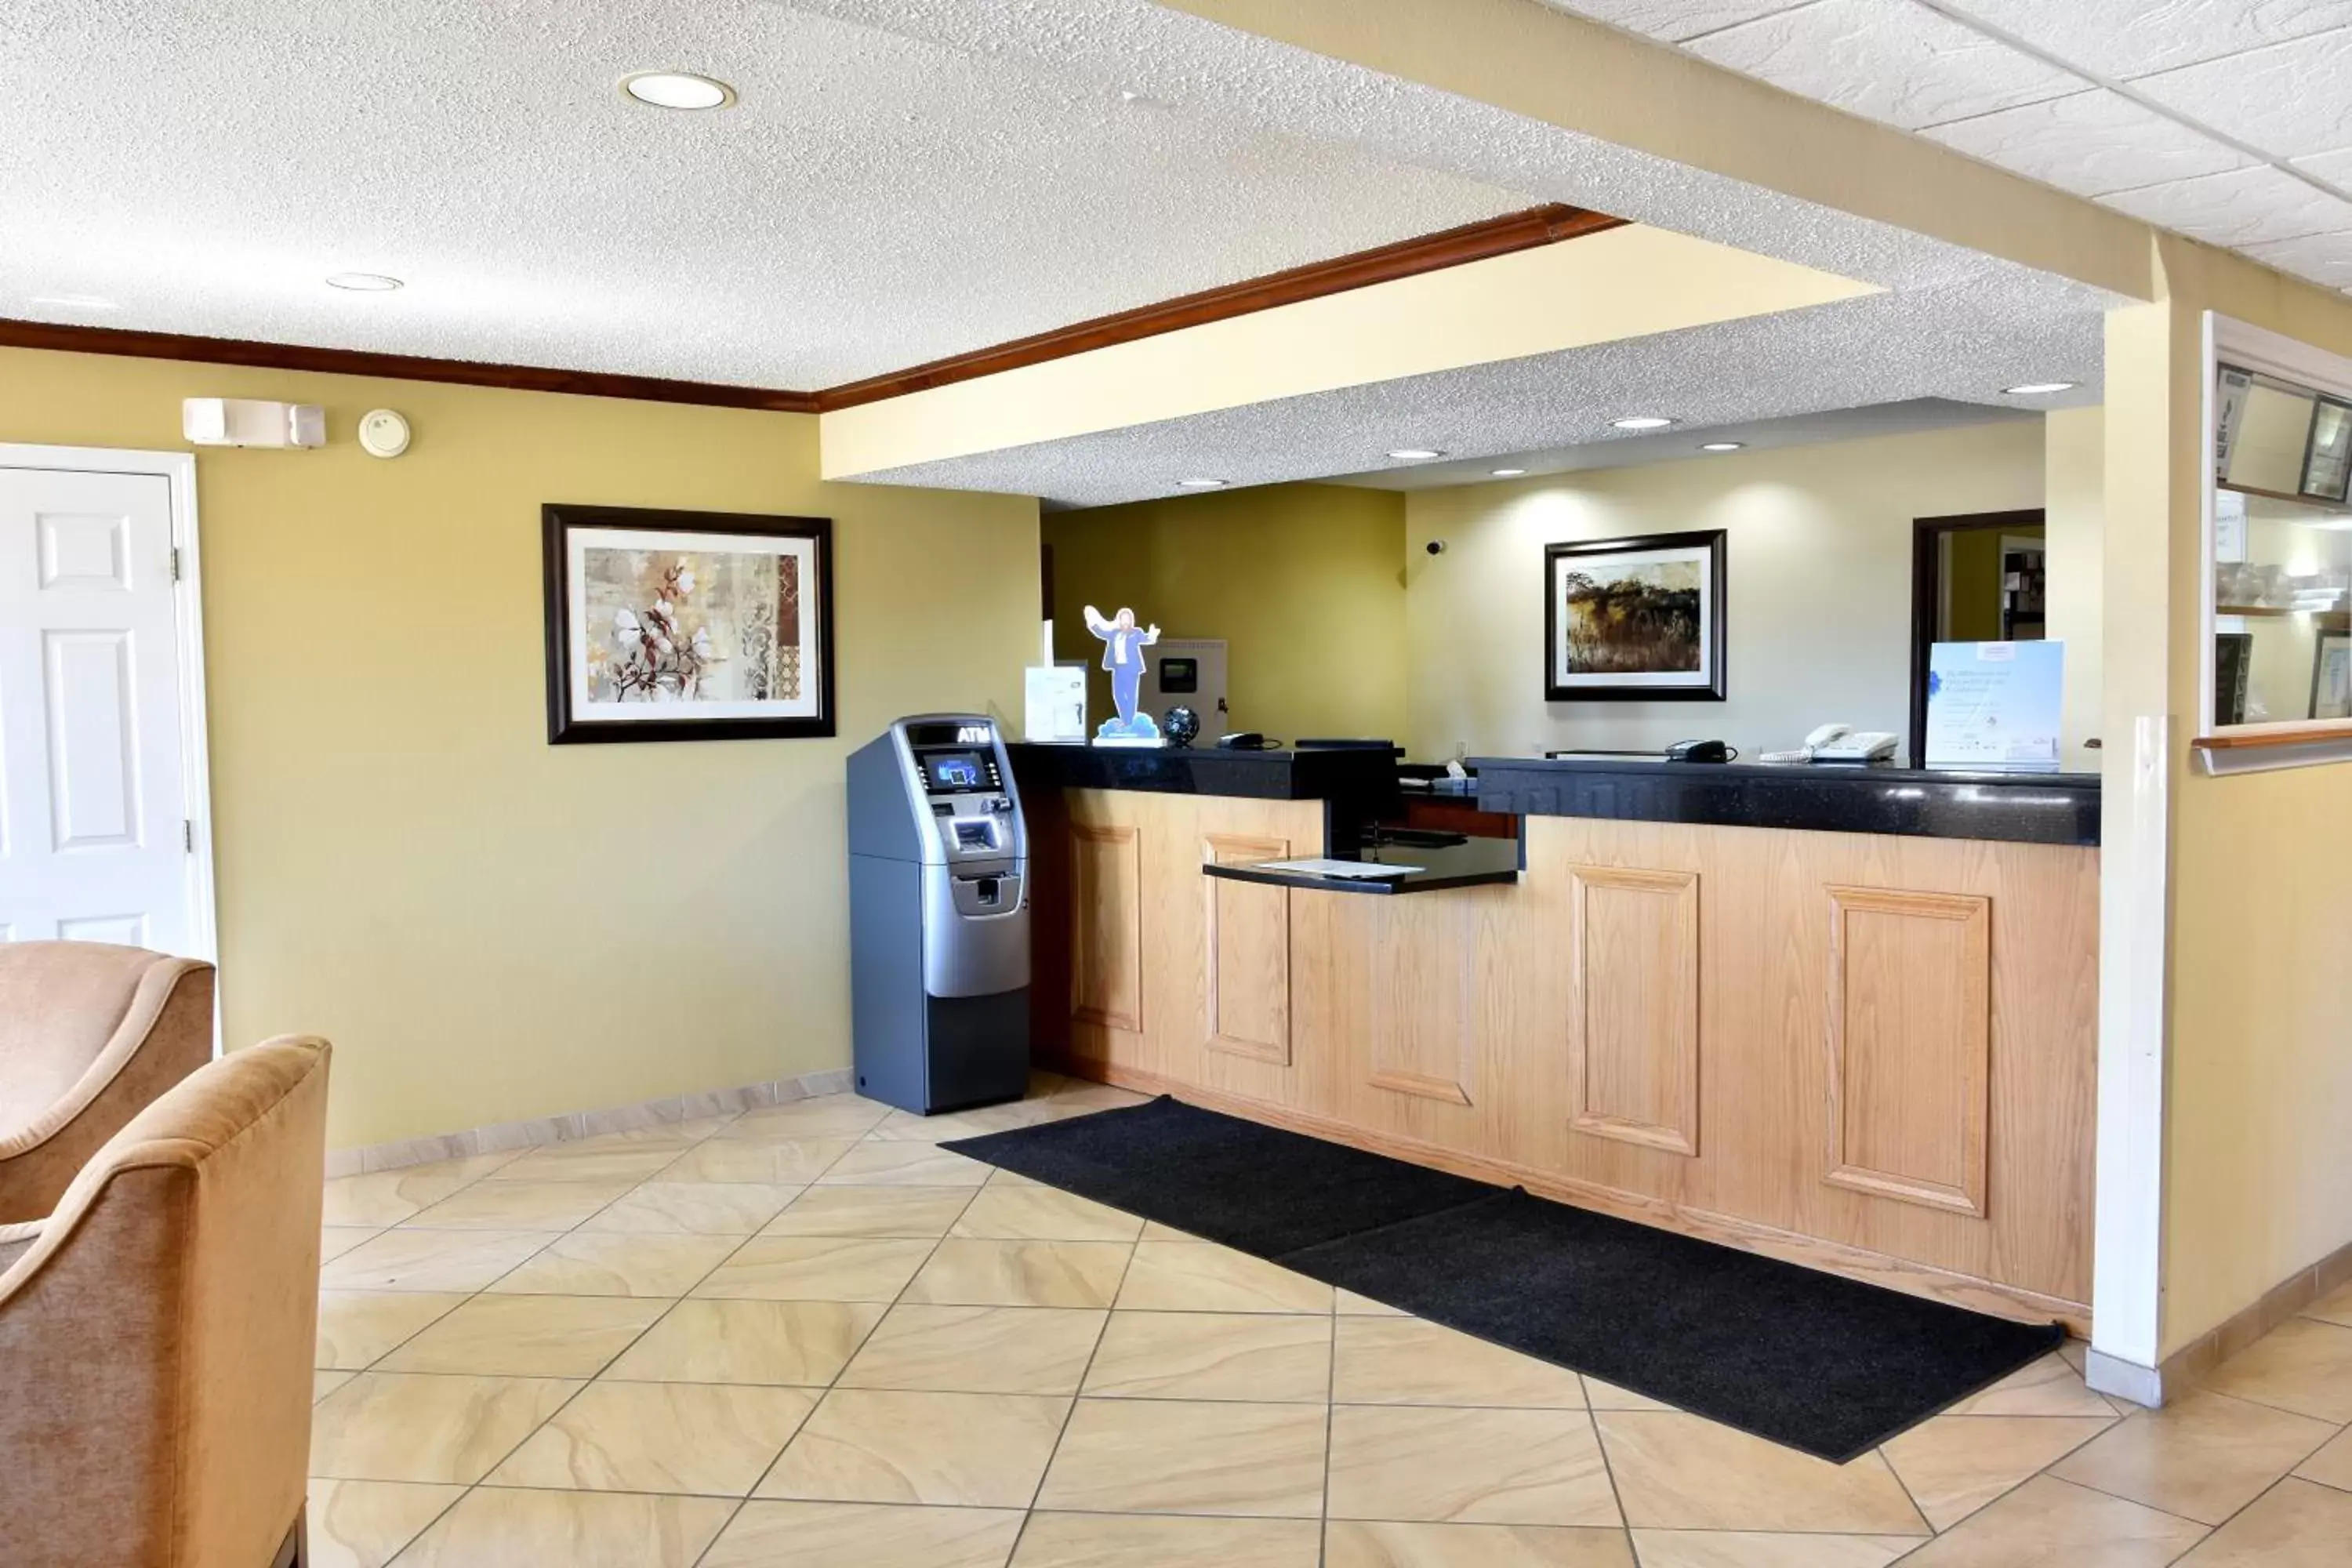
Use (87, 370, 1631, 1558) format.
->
(169, 547, 182, 582)
(183, 819, 193, 853)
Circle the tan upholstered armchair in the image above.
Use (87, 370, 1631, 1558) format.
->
(0, 1037, 329, 1568)
(0, 942, 216, 1225)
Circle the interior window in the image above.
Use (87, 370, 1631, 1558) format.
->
(2212, 364, 2352, 728)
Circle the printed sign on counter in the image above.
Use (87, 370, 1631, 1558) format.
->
(1024, 618, 1089, 744)
(1925, 641, 2065, 771)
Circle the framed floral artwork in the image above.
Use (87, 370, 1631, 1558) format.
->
(541, 503, 835, 744)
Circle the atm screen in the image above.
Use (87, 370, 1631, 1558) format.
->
(924, 751, 986, 791)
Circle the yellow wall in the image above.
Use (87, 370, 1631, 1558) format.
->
(1403, 423, 2050, 761)
(1044, 484, 1406, 744)
(1942, 526, 2035, 644)
(2045, 407, 2106, 771)
(2133, 241, 2352, 1356)
(0, 347, 1039, 1149)
(1055, 426, 2079, 770)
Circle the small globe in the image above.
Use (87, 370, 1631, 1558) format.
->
(1163, 705, 1201, 747)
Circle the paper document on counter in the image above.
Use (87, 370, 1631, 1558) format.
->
(1250, 858, 1420, 879)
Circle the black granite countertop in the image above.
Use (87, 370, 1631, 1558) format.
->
(1472, 756, 2100, 848)
(1007, 742, 2096, 847)
(1007, 741, 1402, 804)
(1202, 835, 1523, 896)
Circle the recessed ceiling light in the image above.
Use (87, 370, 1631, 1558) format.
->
(1700, 441, 1744, 452)
(1610, 416, 1674, 431)
(31, 293, 118, 310)
(2002, 382, 2076, 396)
(325, 273, 403, 292)
(621, 71, 737, 111)
(1177, 478, 1227, 489)
(1387, 448, 1446, 461)
(1490, 467, 1528, 477)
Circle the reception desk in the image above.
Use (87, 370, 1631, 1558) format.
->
(1010, 746, 2101, 1331)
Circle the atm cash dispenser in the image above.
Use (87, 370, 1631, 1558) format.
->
(847, 716, 1031, 1113)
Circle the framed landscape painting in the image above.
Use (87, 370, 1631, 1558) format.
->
(1544, 529, 1727, 701)
(543, 503, 835, 744)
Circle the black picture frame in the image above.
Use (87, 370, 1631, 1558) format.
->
(2301, 394, 2352, 504)
(2215, 630, 2253, 728)
(542, 503, 837, 745)
(1542, 528, 1727, 702)
(2310, 628, 2352, 720)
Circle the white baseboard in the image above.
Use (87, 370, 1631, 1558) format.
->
(323, 1066, 856, 1178)
(2085, 1348, 2165, 1409)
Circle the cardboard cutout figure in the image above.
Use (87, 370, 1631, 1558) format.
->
(1084, 604, 1162, 742)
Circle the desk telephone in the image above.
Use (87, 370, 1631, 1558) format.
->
(1795, 723, 1897, 764)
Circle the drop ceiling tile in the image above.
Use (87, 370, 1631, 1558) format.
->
(1527, 1, 1807, 45)
(1932, 0, 2352, 82)
(2241, 227, 2352, 288)
(2296, 145, 2352, 186)
(2100, 163, 2352, 245)
(1926, 88, 2257, 196)
(2133, 26, 2352, 157)
(1685, 0, 2089, 131)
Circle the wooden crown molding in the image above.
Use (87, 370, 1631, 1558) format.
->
(0, 317, 823, 413)
(813, 202, 1624, 410)
(0, 203, 1622, 416)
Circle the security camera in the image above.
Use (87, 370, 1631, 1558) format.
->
(1425, 539, 1446, 555)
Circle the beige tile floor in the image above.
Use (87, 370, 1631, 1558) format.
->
(310, 1076, 2352, 1566)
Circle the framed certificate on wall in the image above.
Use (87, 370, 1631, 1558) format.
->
(2311, 630, 2352, 721)
(2303, 396, 2352, 503)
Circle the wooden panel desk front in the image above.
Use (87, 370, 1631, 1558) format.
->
(1023, 784, 2097, 1330)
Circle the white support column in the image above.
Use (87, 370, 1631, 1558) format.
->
(2085, 302, 2182, 1401)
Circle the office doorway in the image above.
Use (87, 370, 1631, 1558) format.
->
(1908, 508, 2047, 766)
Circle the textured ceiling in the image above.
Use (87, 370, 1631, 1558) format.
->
(810, 0, 2113, 505)
(1542, 0, 2352, 296)
(0, 0, 1524, 386)
(855, 283, 2102, 509)
(5, 0, 2131, 507)
(1328, 397, 2035, 492)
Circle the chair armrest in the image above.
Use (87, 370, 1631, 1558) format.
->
(0, 960, 213, 1224)
(0, 1218, 38, 1272)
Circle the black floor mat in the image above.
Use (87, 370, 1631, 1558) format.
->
(948, 1092, 1493, 1257)
(946, 1095, 2065, 1461)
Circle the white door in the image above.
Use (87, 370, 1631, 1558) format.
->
(0, 466, 196, 952)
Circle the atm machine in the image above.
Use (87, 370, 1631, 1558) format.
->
(846, 715, 1031, 1113)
